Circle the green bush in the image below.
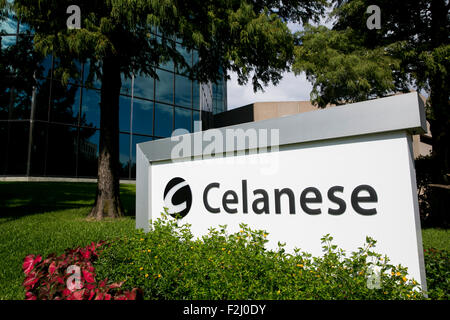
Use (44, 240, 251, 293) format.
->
(424, 247, 450, 300)
(94, 214, 425, 300)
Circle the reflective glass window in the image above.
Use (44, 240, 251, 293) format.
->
(130, 135, 152, 178)
(0, 87, 12, 120)
(29, 122, 47, 176)
(154, 103, 173, 137)
(35, 80, 51, 121)
(50, 81, 81, 125)
(155, 69, 174, 104)
(1, 35, 16, 49)
(10, 86, 32, 120)
(174, 107, 191, 133)
(175, 75, 192, 108)
(132, 98, 153, 136)
(4, 122, 29, 175)
(119, 95, 131, 133)
(121, 74, 133, 96)
(53, 58, 82, 85)
(119, 133, 131, 179)
(36, 55, 53, 83)
(156, 35, 174, 71)
(193, 81, 200, 110)
(0, 13, 17, 34)
(175, 43, 192, 76)
(0, 122, 8, 174)
(77, 127, 99, 177)
(192, 110, 201, 132)
(82, 60, 102, 89)
(133, 74, 154, 100)
(80, 89, 100, 128)
(45, 124, 78, 177)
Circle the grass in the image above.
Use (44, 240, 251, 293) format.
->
(0, 182, 448, 300)
(422, 228, 450, 251)
(0, 182, 135, 300)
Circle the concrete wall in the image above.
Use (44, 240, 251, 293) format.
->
(215, 96, 432, 159)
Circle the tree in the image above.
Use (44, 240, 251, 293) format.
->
(12, 0, 326, 219)
(293, 0, 449, 184)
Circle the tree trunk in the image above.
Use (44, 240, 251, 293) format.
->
(88, 56, 124, 219)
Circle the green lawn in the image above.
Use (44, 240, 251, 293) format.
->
(422, 228, 450, 251)
(0, 182, 135, 300)
(0, 182, 448, 300)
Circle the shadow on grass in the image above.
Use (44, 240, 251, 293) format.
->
(0, 182, 136, 222)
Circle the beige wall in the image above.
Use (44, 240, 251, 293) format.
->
(253, 101, 328, 122)
(250, 99, 431, 159)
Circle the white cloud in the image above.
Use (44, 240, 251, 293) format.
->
(227, 72, 313, 110)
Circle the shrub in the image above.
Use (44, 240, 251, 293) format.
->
(424, 247, 450, 300)
(22, 241, 142, 300)
(94, 215, 425, 300)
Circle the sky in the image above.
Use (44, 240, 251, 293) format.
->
(226, 19, 332, 110)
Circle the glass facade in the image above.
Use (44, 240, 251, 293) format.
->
(0, 11, 227, 179)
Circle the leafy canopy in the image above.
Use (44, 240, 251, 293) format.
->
(13, 0, 326, 90)
(293, 0, 449, 107)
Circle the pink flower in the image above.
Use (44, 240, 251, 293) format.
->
(48, 261, 57, 276)
(22, 255, 42, 275)
(82, 269, 95, 283)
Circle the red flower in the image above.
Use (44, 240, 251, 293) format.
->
(70, 289, 85, 300)
(22, 255, 42, 275)
(25, 292, 36, 300)
(82, 270, 95, 283)
(48, 261, 57, 276)
(23, 272, 40, 289)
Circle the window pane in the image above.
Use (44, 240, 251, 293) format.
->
(175, 75, 192, 108)
(35, 78, 51, 121)
(132, 98, 153, 136)
(193, 50, 199, 66)
(0, 13, 17, 34)
(36, 55, 53, 83)
(193, 81, 200, 110)
(0, 87, 12, 120)
(156, 35, 174, 71)
(29, 122, 47, 176)
(133, 74, 154, 100)
(77, 128, 99, 177)
(119, 95, 131, 133)
(174, 107, 191, 133)
(175, 43, 192, 75)
(121, 74, 133, 96)
(53, 58, 82, 85)
(4, 122, 29, 175)
(192, 110, 201, 132)
(155, 69, 173, 104)
(1, 35, 16, 49)
(154, 103, 173, 137)
(119, 133, 130, 179)
(131, 135, 152, 178)
(0, 123, 8, 174)
(45, 125, 78, 177)
(10, 86, 32, 120)
(50, 81, 81, 125)
(83, 60, 102, 89)
(80, 89, 100, 128)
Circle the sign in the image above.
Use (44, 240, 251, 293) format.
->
(136, 92, 427, 289)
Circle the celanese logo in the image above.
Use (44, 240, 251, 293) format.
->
(163, 177, 192, 219)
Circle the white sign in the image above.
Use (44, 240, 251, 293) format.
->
(136, 93, 427, 289)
